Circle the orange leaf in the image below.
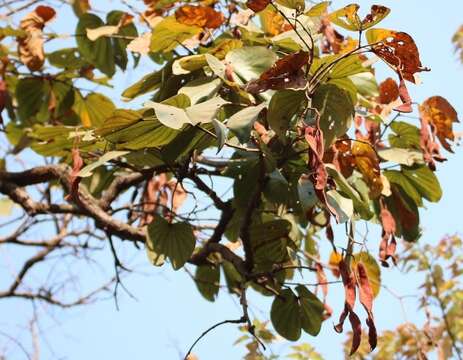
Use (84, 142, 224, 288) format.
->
(419, 96, 459, 152)
(175, 5, 224, 29)
(378, 77, 399, 104)
(352, 141, 383, 199)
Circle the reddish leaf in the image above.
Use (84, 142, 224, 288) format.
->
(246, 0, 271, 13)
(348, 311, 362, 355)
(356, 262, 377, 351)
(175, 5, 224, 29)
(245, 51, 309, 93)
(66, 148, 83, 201)
(394, 77, 413, 113)
(0, 79, 7, 125)
(419, 116, 447, 171)
(315, 263, 328, 300)
(419, 96, 459, 152)
(378, 77, 399, 104)
(379, 201, 396, 267)
(368, 29, 429, 83)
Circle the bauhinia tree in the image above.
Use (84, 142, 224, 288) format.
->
(0, 0, 460, 358)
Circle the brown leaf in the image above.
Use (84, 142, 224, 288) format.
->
(348, 311, 362, 355)
(245, 51, 309, 93)
(17, 6, 56, 71)
(66, 148, 84, 201)
(369, 30, 429, 83)
(315, 263, 328, 300)
(352, 141, 383, 199)
(419, 96, 459, 152)
(356, 262, 377, 351)
(394, 77, 413, 113)
(379, 201, 396, 267)
(246, 0, 271, 13)
(378, 77, 399, 104)
(175, 5, 224, 29)
(419, 116, 447, 171)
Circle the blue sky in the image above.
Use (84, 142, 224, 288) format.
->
(1, 1, 463, 359)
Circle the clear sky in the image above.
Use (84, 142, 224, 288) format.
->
(1, 1, 463, 359)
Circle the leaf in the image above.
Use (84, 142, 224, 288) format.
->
(378, 148, 424, 166)
(212, 119, 228, 151)
(271, 289, 301, 341)
(121, 66, 168, 99)
(15, 77, 49, 121)
(172, 54, 207, 75)
(146, 216, 196, 270)
(247, 0, 271, 13)
(356, 262, 377, 351)
(227, 103, 266, 143)
(366, 29, 428, 83)
(384, 169, 422, 207)
(352, 252, 381, 298)
(150, 17, 201, 53)
(145, 96, 229, 129)
(295, 285, 324, 336)
(326, 190, 353, 223)
(305, 2, 329, 17)
(402, 165, 442, 203)
(245, 51, 310, 93)
(77, 151, 130, 177)
(48, 48, 88, 69)
(378, 77, 399, 104)
(329, 5, 389, 32)
(17, 5, 56, 71)
(72, 91, 115, 127)
(0, 197, 14, 217)
(225, 46, 278, 83)
(311, 84, 354, 146)
(175, 5, 224, 29)
(267, 90, 305, 140)
(419, 96, 459, 152)
(352, 141, 383, 199)
(389, 121, 421, 149)
(276, 0, 304, 11)
(178, 78, 221, 105)
(195, 265, 220, 301)
(76, 13, 115, 77)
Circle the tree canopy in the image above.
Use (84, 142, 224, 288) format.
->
(0, 0, 460, 358)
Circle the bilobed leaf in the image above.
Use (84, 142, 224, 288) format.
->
(178, 78, 221, 105)
(388, 121, 421, 149)
(145, 101, 190, 130)
(195, 265, 220, 301)
(267, 90, 305, 140)
(329, 5, 390, 32)
(150, 17, 201, 53)
(72, 91, 115, 127)
(271, 288, 302, 341)
(76, 13, 115, 77)
(212, 119, 228, 151)
(295, 285, 324, 336)
(147, 216, 196, 270)
(312, 84, 354, 146)
(384, 170, 422, 207)
(227, 103, 266, 143)
(276, 0, 304, 11)
(402, 165, 442, 203)
(15, 77, 49, 121)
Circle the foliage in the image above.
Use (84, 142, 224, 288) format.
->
(0, 1, 460, 359)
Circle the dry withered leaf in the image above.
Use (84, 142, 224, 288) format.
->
(352, 141, 383, 199)
(246, 0, 271, 13)
(66, 148, 84, 202)
(419, 96, 459, 152)
(356, 262, 377, 351)
(419, 116, 447, 171)
(378, 77, 399, 104)
(367, 29, 429, 83)
(175, 5, 224, 29)
(17, 5, 56, 71)
(246, 51, 309, 93)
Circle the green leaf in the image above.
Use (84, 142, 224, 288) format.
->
(147, 217, 196, 270)
(311, 84, 354, 146)
(388, 121, 421, 149)
(227, 103, 266, 143)
(172, 54, 207, 75)
(150, 17, 201, 53)
(271, 288, 302, 341)
(16, 78, 49, 122)
(212, 119, 228, 151)
(225, 46, 278, 83)
(78, 151, 130, 177)
(305, 2, 330, 17)
(106, 10, 138, 71)
(72, 91, 115, 127)
(295, 285, 324, 336)
(384, 170, 422, 207)
(352, 252, 381, 297)
(76, 13, 115, 77)
(178, 77, 221, 105)
(402, 165, 442, 203)
(195, 265, 220, 302)
(121, 67, 167, 99)
(48, 48, 88, 69)
(378, 148, 424, 166)
(276, 0, 304, 11)
(268, 90, 305, 140)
